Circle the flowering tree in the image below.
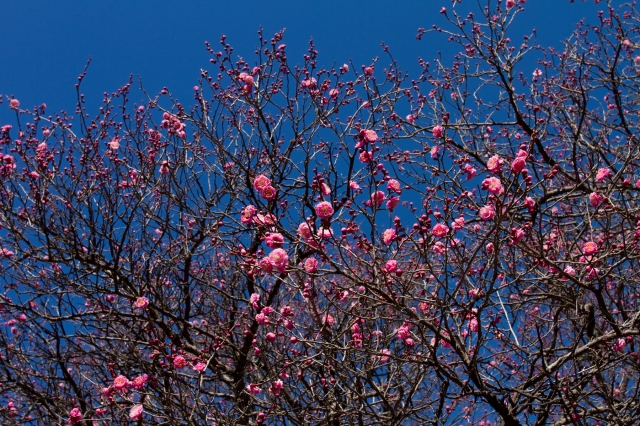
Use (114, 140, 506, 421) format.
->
(1, 1, 639, 425)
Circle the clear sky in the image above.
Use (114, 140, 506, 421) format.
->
(1, 0, 617, 122)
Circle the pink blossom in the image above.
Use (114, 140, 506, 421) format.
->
(371, 191, 385, 207)
(596, 168, 611, 182)
(430, 145, 440, 159)
(265, 233, 284, 248)
(432, 125, 444, 138)
(247, 383, 262, 394)
(564, 265, 576, 277)
(159, 161, 170, 175)
(241, 205, 257, 225)
(524, 197, 535, 213)
(265, 332, 276, 343)
(9, 99, 20, 109)
(113, 375, 129, 390)
(387, 179, 402, 194)
(612, 338, 626, 352)
(469, 288, 483, 299)
(511, 156, 526, 173)
(249, 293, 260, 310)
(193, 362, 206, 372)
(68, 408, 83, 424)
(463, 163, 477, 180)
(385, 260, 397, 272)
(487, 155, 504, 173)
(253, 174, 271, 192)
(482, 177, 504, 195)
(297, 222, 312, 239)
(382, 229, 397, 245)
(359, 151, 372, 163)
(323, 314, 335, 327)
(452, 217, 465, 231)
(315, 201, 334, 219)
(130, 374, 148, 390)
(506, 0, 515, 8)
(304, 257, 318, 273)
(173, 355, 187, 369)
(317, 226, 333, 239)
(386, 196, 400, 210)
(270, 379, 284, 397)
(255, 313, 270, 325)
(109, 138, 120, 150)
(300, 77, 317, 88)
(363, 129, 378, 142)
(486, 243, 494, 253)
(130, 404, 144, 420)
(329, 88, 340, 98)
(512, 228, 525, 243)
(349, 180, 361, 190)
(260, 185, 277, 200)
(479, 204, 495, 220)
(269, 248, 289, 272)
(134, 297, 149, 309)
(583, 241, 598, 255)
(469, 318, 479, 332)
(259, 257, 274, 273)
(589, 192, 603, 207)
(254, 213, 277, 226)
(379, 349, 391, 362)
(432, 241, 446, 254)
(432, 223, 449, 238)
(320, 182, 331, 196)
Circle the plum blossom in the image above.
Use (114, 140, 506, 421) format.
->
(362, 129, 378, 143)
(134, 297, 149, 309)
(265, 233, 284, 248)
(371, 191, 385, 207)
(130, 404, 144, 420)
(269, 248, 288, 272)
(386, 196, 400, 210)
(482, 177, 504, 195)
(253, 174, 271, 192)
(432, 223, 449, 238)
(382, 229, 397, 245)
(487, 154, 504, 173)
(297, 222, 312, 239)
(432, 125, 443, 138)
(270, 379, 284, 397)
(452, 217, 465, 231)
(304, 257, 318, 273)
(322, 314, 335, 327)
(385, 260, 397, 272)
(259, 257, 273, 273)
(596, 168, 611, 182)
(479, 204, 495, 220)
(612, 338, 626, 352)
(463, 163, 477, 180)
(511, 155, 526, 173)
(260, 185, 277, 200)
(130, 374, 148, 390)
(583, 241, 598, 255)
(68, 408, 83, 424)
(387, 179, 402, 194)
(249, 293, 260, 310)
(173, 355, 187, 369)
(247, 383, 262, 394)
(589, 192, 603, 207)
(113, 375, 129, 390)
(241, 205, 257, 225)
(315, 201, 334, 219)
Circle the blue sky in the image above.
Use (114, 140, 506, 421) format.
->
(1, 1, 615, 121)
